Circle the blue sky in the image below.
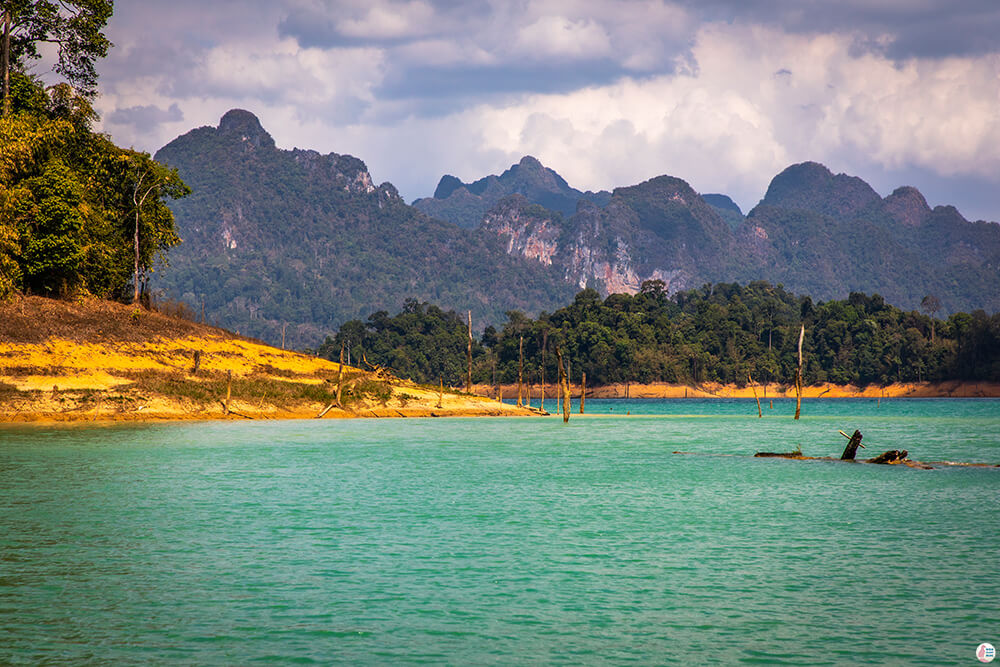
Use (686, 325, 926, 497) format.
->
(92, 0, 1000, 221)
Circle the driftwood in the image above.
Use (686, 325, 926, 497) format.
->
(748, 429, 968, 469)
(361, 353, 395, 381)
(754, 444, 802, 458)
(868, 449, 908, 464)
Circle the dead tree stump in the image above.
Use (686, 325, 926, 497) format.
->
(841, 429, 864, 460)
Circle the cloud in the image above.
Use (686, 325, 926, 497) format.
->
(514, 16, 613, 60)
(92, 0, 1000, 223)
(679, 0, 1000, 60)
(330, 21, 1000, 221)
(107, 103, 184, 134)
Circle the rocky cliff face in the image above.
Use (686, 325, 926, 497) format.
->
(478, 160, 1000, 314)
(479, 178, 726, 296)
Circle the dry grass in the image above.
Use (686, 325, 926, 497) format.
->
(0, 296, 541, 422)
(0, 294, 235, 344)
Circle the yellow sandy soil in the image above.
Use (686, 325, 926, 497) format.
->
(0, 335, 536, 424)
(477, 379, 1000, 400)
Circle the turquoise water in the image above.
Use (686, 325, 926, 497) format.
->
(1, 399, 998, 665)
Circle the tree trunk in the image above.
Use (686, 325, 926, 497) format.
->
(749, 373, 762, 418)
(541, 330, 547, 413)
(517, 335, 524, 407)
(336, 344, 344, 407)
(840, 429, 864, 460)
(794, 324, 804, 420)
(556, 345, 570, 423)
(437, 376, 443, 409)
(580, 371, 586, 414)
(133, 207, 140, 303)
(466, 310, 472, 394)
(2, 10, 10, 117)
(224, 370, 232, 415)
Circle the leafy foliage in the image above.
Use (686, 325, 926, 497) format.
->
(322, 281, 1000, 387)
(0, 75, 187, 299)
(446, 159, 1000, 315)
(2, 0, 113, 99)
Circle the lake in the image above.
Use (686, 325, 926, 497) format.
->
(2, 399, 998, 664)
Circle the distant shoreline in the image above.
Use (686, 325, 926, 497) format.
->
(476, 380, 1000, 400)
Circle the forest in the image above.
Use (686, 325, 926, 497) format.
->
(0, 1, 187, 302)
(317, 280, 1000, 389)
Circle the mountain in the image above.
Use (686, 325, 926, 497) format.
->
(152, 110, 576, 348)
(701, 193, 745, 229)
(481, 176, 749, 294)
(412, 155, 611, 228)
(153, 110, 999, 349)
(741, 162, 1000, 313)
(475, 161, 1000, 314)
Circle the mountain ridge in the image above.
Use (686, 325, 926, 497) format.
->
(151, 109, 999, 349)
(413, 155, 612, 228)
(152, 111, 576, 349)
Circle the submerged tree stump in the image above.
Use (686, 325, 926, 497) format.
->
(841, 429, 864, 460)
(869, 449, 908, 464)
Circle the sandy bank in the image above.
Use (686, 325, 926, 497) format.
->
(0, 296, 535, 423)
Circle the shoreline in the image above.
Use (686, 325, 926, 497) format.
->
(476, 380, 1000, 400)
(3, 380, 996, 426)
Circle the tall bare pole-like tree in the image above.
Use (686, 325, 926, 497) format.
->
(2, 10, 10, 117)
(131, 167, 169, 303)
(336, 343, 345, 408)
(556, 345, 570, 423)
(517, 335, 524, 407)
(794, 324, 804, 420)
(466, 310, 473, 393)
(540, 329, 547, 412)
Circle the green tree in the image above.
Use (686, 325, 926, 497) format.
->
(2, 0, 113, 114)
(0, 78, 188, 299)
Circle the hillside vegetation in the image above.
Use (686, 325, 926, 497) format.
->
(318, 281, 1000, 390)
(153, 111, 576, 349)
(435, 159, 1000, 315)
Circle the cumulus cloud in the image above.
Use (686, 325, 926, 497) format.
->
(342, 22, 1000, 217)
(107, 103, 184, 134)
(92, 0, 1000, 221)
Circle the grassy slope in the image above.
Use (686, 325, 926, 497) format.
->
(0, 297, 537, 422)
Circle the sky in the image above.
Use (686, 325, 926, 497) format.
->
(86, 0, 1000, 221)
